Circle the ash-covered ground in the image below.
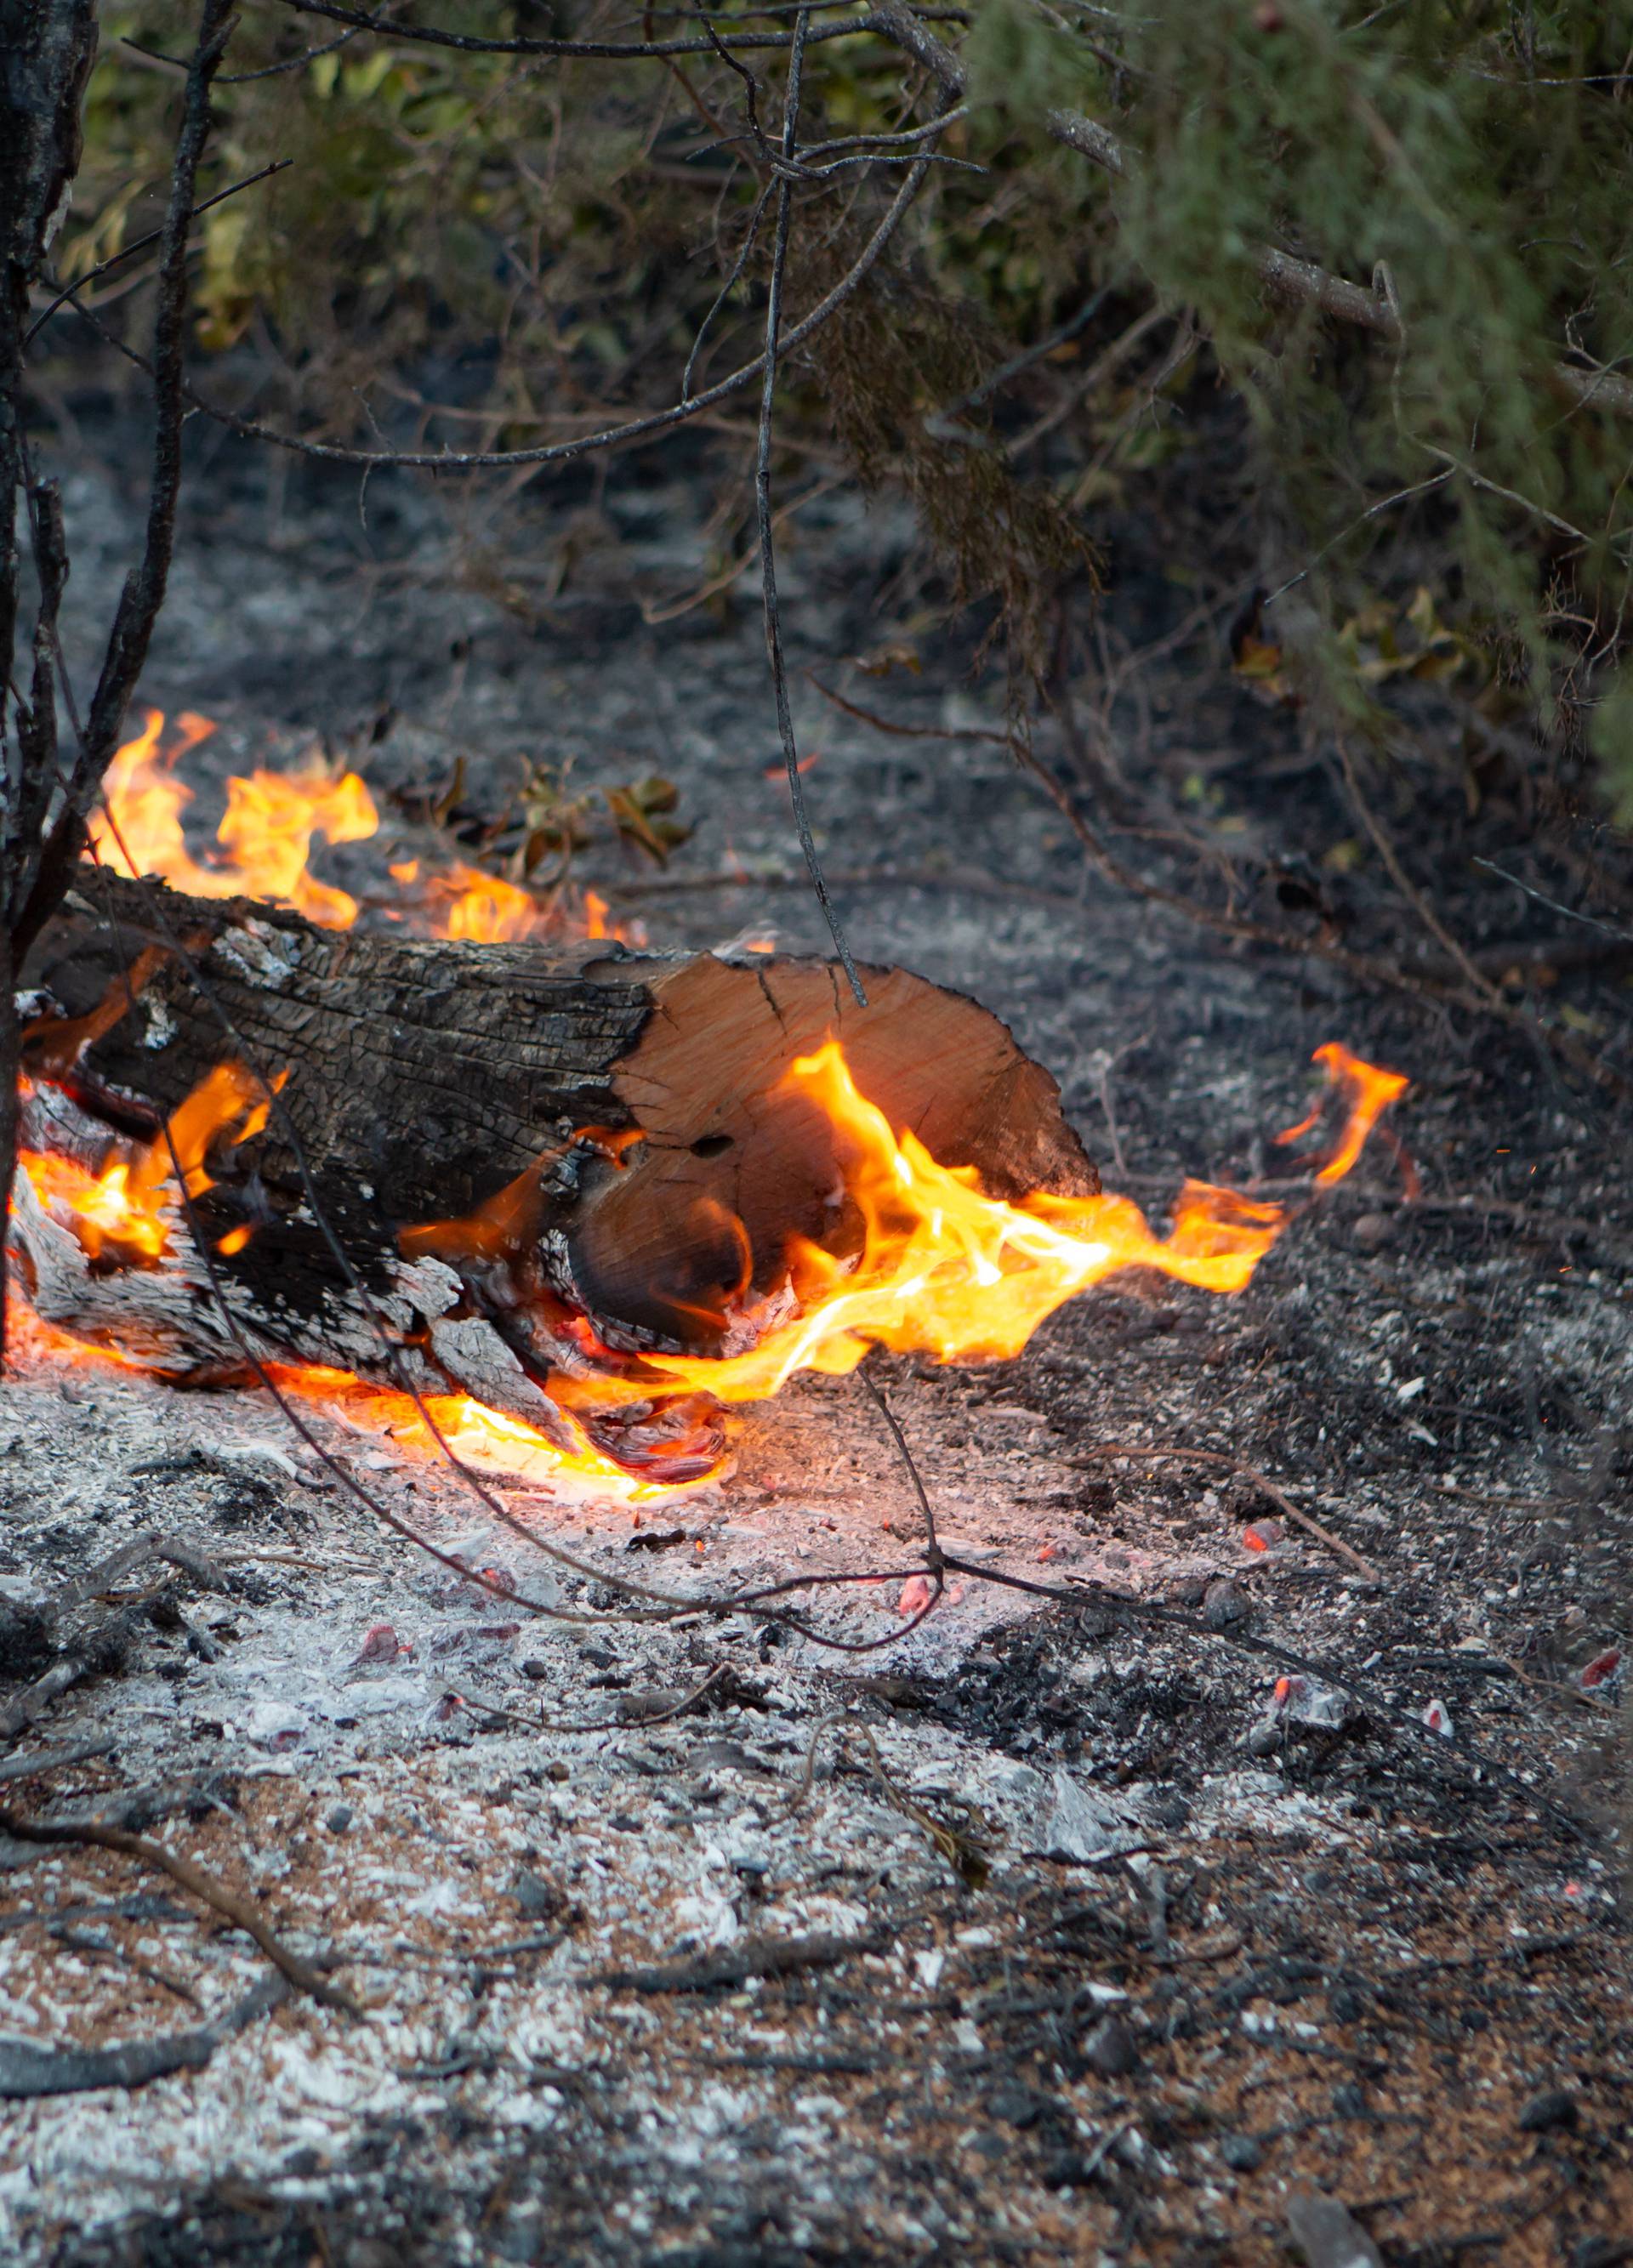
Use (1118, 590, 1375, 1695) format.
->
(1, 425, 1630, 2265)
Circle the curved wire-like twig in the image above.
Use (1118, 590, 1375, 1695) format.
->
(25, 160, 293, 349)
(858, 1360, 941, 1572)
(162, 135, 942, 473)
(270, 0, 965, 62)
(682, 179, 774, 401)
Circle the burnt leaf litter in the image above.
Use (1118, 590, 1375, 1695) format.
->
(0, 423, 1629, 2265)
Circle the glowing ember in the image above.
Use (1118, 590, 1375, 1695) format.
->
(556, 1037, 1408, 1410)
(20, 1062, 285, 1265)
(92, 709, 380, 929)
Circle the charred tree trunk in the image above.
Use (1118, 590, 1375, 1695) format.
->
(11, 875, 1098, 1443)
(0, 0, 100, 1365)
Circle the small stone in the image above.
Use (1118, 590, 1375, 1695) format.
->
(1328, 1986, 1365, 2024)
(1518, 2088, 1578, 2134)
(353, 1623, 405, 1666)
(520, 1658, 549, 1681)
(1351, 1211, 1396, 1253)
(245, 1700, 305, 1751)
(1041, 1770, 1120, 1862)
(1331, 2083, 1367, 2117)
(987, 2083, 1043, 2128)
(1084, 2015, 1140, 2078)
(545, 1760, 569, 1782)
(1218, 2133, 1263, 2172)
(1203, 1577, 1251, 1629)
(324, 1804, 353, 1833)
(1285, 2190, 1382, 2268)
(511, 1867, 565, 1920)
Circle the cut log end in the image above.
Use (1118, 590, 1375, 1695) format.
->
(562, 950, 1097, 1347)
(13, 875, 1098, 1422)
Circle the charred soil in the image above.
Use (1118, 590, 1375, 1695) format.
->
(0, 418, 1629, 2266)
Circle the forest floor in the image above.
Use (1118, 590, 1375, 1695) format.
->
(1, 412, 1630, 2267)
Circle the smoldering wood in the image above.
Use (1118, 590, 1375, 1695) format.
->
(10, 873, 1098, 1443)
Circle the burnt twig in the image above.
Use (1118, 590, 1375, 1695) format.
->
(0, 1975, 287, 2099)
(0, 1738, 115, 1784)
(594, 1927, 880, 1992)
(0, 1811, 362, 2015)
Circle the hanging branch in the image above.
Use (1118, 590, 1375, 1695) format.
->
(754, 9, 866, 1001)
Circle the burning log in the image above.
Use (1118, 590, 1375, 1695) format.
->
(10, 873, 1100, 1461)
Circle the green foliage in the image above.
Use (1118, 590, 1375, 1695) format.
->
(54, 2, 1633, 819)
(964, 0, 1633, 793)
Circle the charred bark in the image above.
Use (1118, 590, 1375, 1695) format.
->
(11, 873, 1098, 1438)
(0, 0, 100, 1365)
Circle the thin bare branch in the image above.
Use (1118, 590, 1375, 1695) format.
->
(15, 0, 239, 963)
(26, 159, 294, 348)
(756, 9, 866, 999)
(73, 139, 942, 479)
(271, 0, 964, 63)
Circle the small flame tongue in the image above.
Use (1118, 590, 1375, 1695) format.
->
(1276, 1042, 1409, 1184)
(19, 1064, 284, 1264)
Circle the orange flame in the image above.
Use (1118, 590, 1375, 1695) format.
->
(91, 711, 380, 929)
(88, 710, 641, 948)
(433, 868, 643, 946)
(261, 1367, 716, 1503)
(438, 862, 547, 943)
(20, 1063, 286, 1264)
(1277, 1042, 1408, 1184)
(556, 1038, 1408, 1410)
(14, 1037, 1404, 1502)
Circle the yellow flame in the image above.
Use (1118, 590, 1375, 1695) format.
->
(88, 710, 645, 948)
(1283, 1041, 1408, 1185)
(264, 1369, 710, 1502)
(438, 862, 548, 943)
(90, 710, 379, 929)
(557, 1038, 1407, 1410)
(20, 1064, 286, 1264)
